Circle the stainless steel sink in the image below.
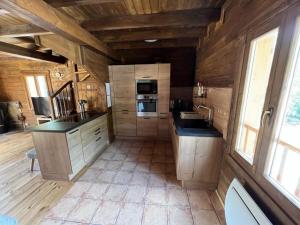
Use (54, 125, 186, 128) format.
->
(180, 112, 203, 120)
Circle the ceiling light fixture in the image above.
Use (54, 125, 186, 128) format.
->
(144, 39, 158, 43)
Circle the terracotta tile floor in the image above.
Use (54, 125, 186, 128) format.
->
(40, 140, 225, 225)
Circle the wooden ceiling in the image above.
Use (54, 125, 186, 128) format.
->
(0, 0, 224, 61)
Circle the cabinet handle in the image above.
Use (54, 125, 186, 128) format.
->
(142, 76, 150, 78)
(159, 118, 167, 120)
(69, 129, 79, 134)
(95, 131, 101, 136)
(96, 137, 102, 142)
(94, 128, 101, 132)
(143, 117, 150, 119)
(122, 110, 128, 112)
(160, 113, 167, 114)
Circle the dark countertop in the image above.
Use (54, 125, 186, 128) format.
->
(172, 112, 222, 137)
(30, 112, 107, 133)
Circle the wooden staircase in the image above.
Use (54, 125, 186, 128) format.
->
(49, 80, 76, 119)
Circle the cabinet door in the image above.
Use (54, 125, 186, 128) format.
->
(115, 112, 137, 136)
(137, 117, 158, 137)
(158, 79, 170, 113)
(113, 98, 136, 112)
(135, 64, 158, 79)
(66, 128, 85, 178)
(158, 64, 171, 80)
(113, 80, 135, 98)
(158, 117, 170, 138)
(112, 65, 135, 81)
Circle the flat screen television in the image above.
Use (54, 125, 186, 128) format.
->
(31, 97, 51, 116)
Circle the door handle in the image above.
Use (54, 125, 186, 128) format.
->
(260, 107, 274, 127)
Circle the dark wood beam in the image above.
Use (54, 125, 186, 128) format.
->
(0, 0, 119, 60)
(0, 24, 51, 37)
(0, 41, 66, 63)
(82, 8, 220, 31)
(109, 38, 199, 49)
(93, 27, 207, 42)
(44, 0, 122, 7)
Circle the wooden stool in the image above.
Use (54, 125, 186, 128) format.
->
(26, 148, 37, 172)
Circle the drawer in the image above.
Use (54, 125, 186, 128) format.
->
(69, 144, 84, 161)
(66, 128, 81, 149)
(113, 98, 136, 112)
(113, 80, 135, 98)
(135, 64, 158, 79)
(81, 124, 107, 143)
(81, 128, 103, 147)
(112, 65, 135, 81)
(137, 117, 158, 137)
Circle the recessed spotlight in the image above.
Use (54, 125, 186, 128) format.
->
(144, 39, 158, 43)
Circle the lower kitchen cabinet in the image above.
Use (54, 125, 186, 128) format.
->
(158, 116, 170, 138)
(169, 115, 223, 189)
(137, 117, 158, 137)
(32, 114, 109, 181)
(115, 112, 137, 136)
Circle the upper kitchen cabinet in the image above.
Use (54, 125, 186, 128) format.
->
(135, 64, 158, 79)
(158, 64, 171, 80)
(111, 65, 135, 81)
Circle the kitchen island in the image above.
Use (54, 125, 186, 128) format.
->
(31, 112, 109, 181)
(169, 112, 224, 189)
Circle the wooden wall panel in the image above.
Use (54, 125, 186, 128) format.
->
(0, 60, 62, 126)
(195, 0, 290, 87)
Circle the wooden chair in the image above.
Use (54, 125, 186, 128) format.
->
(26, 148, 37, 172)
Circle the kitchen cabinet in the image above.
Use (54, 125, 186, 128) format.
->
(158, 79, 170, 114)
(158, 64, 171, 80)
(137, 117, 158, 137)
(115, 112, 137, 136)
(158, 116, 170, 138)
(32, 114, 109, 181)
(169, 115, 223, 189)
(112, 65, 135, 81)
(113, 80, 135, 98)
(135, 64, 158, 79)
(109, 63, 170, 139)
(113, 98, 136, 112)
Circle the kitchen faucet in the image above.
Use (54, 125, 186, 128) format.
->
(193, 104, 213, 126)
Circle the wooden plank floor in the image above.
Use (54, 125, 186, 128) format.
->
(0, 132, 72, 225)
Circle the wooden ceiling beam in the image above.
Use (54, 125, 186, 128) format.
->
(93, 27, 207, 42)
(109, 38, 199, 49)
(82, 8, 221, 31)
(0, 24, 51, 37)
(0, 41, 66, 63)
(44, 0, 122, 7)
(0, 0, 119, 60)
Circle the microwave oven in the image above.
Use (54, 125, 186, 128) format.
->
(136, 80, 157, 95)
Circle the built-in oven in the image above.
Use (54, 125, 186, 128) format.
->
(136, 95, 157, 117)
(136, 80, 157, 96)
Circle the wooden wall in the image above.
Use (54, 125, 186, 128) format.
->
(0, 60, 63, 126)
(195, 0, 299, 224)
(0, 59, 109, 128)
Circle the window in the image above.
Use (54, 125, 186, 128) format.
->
(265, 17, 300, 207)
(25, 75, 49, 98)
(235, 28, 279, 164)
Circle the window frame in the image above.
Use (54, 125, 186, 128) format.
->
(230, 14, 285, 174)
(228, 5, 300, 221)
(22, 71, 52, 110)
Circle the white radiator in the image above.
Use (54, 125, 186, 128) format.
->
(225, 178, 273, 225)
